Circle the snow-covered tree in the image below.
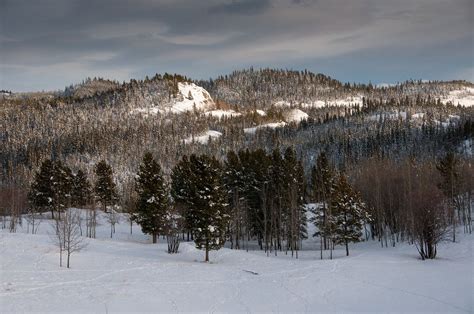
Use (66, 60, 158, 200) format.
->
(330, 174, 369, 256)
(187, 154, 229, 262)
(134, 152, 169, 243)
(94, 160, 117, 213)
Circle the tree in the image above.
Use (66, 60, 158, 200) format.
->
(187, 154, 229, 262)
(71, 170, 91, 208)
(310, 152, 335, 252)
(29, 160, 72, 220)
(52, 208, 87, 268)
(437, 152, 461, 242)
(29, 159, 56, 218)
(171, 155, 194, 241)
(330, 174, 369, 256)
(134, 152, 169, 243)
(94, 160, 117, 213)
(410, 164, 449, 259)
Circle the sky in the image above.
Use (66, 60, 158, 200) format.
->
(0, 0, 473, 92)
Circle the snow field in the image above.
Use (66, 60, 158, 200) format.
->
(0, 211, 472, 313)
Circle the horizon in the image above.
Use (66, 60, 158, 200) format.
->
(3, 67, 473, 94)
(1, 0, 473, 92)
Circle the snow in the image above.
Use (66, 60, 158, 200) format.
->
(184, 130, 222, 144)
(275, 96, 363, 109)
(129, 106, 163, 116)
(244, 122, 287, 134)
(442, 87, 474, 107)
(284, 108, 309, 123)
(171, 82, 215, 113)
(1, 210, 472, 313)
(205, 109, 241, 119)
(255, 109, 267, 116)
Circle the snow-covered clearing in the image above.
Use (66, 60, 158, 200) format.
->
(244, 122, 287, 134)
(184, 130, 222, 144)
(443, 87, 474, 107)
(0, 212, 472, 313)
(284, 108, 308, 123)
(206, 109, 242, 119)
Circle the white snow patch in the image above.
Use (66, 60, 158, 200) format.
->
(255, 109, 266, 116)
(284, 108, 308, 123)
(171, 82, 215, 113)
(244, 122, 287, 134)
(184, 130, 222, 144)
(442, 87, 474, 107)
(206, 109, 241, 119)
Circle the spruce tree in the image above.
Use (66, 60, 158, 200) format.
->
(187, 154, 229, 262)
(171, 155, 193, 240)
(71, 170, 91, 208)
(29, 159, 56, 218)
(330, 174, 368, 256)
(134, 152, 169, 243)
(94, 160, 117, 213)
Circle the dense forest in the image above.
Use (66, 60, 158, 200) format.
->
(1, 68, 473, 260)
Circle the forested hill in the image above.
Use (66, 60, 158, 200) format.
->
(1, 68, 473, 201)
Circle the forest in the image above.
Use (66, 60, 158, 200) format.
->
(1, 68, 473, 262)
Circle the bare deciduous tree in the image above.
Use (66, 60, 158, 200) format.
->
(52, 208, 87, 268)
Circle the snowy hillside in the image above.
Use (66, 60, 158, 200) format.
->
(131, 82, 216, 116)
(171, 82, 215, 113)
(1, 212, 471, 313)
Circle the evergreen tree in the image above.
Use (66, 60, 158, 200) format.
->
(28, 159, 72, 219)
(330, 174, 368, 256)
(71, 170, 91, 208)
(187, 154, 229, 262)
(436, 152, 461, 242)
(134, 152, 169, 243)
(310, 152, 335, 251)
(29, 160, 56, 218)
(94, 160, 117, 212)
(171, 155, 193, 240)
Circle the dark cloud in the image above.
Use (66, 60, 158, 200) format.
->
(0, 0, 472, 91)
(209, 0, 271, 15)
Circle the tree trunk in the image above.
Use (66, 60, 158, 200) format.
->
(205, 245, 209, 262)
(152, 233, 157, 243)
(345, 240, 349, 256)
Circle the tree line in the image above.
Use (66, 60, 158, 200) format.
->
(23, 146, 471, 264)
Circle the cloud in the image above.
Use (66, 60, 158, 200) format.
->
(209, 0, 271, 15)
(0, 0, 472, 91)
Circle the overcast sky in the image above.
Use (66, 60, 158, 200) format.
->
(0, 0, 473, 92)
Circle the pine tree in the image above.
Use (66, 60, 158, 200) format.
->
(171, 155, 193, 241)
(28, 160, 72, 219)
(71, 170, 91, 208)
(187, 154, 229, 262)
(134, 152, 169, 243)
(94, 160, 117, 213)
(54, 161, 73, 216)
(29, 159, 56, 218)
(330, 174, 368, 256)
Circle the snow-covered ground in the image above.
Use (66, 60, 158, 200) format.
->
(244, 122, 287, 134)
(0, 212, 472, 313)
(442, 87, 474, 107)
(206, 109, 242, 119)
(184, 130, 222, 144)
(284, 108, 309, 123)
(171, 82, 215, 113)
